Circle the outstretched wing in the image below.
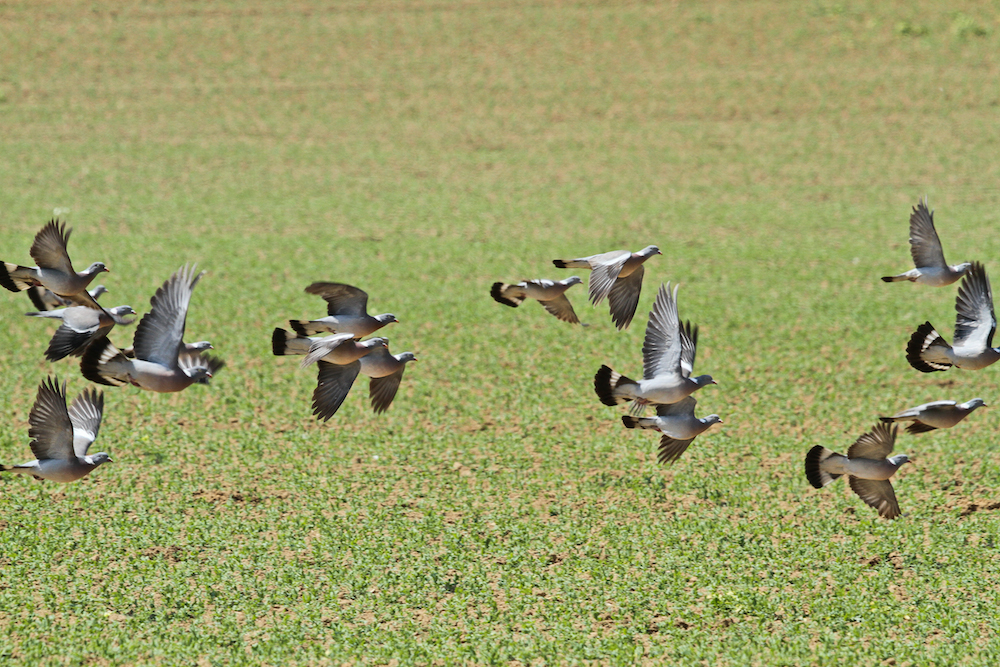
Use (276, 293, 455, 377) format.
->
(132, 264, 203, 367)
(29, 220, 74, 274)
(68, 387, 103, 457)
(312, 361, 361, 421)
(539, 294, 580, 324)
(847, 422, 896, 460)
(953, 262, 996, 352)
(28, 377, 75, 461)
(642, 283, 683, 381)
(908, 200, 948, 270)
(305, 282, 370, 317)
(607, 265, 643, 330)
(849, 477, 901, 519)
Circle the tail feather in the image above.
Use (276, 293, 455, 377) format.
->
(553, 259, 589, 269)
(272, 327, 289, 355)
(490, 282, 524, 308)
(594, 364, 636, 407)
(881, 275, 908, 283)
(0, 263, 32, 292)
(906, 321, 951, 373)
(805, 445, 842, 489)
(622, 415, 658, 430)
(80, 338, 130, 387)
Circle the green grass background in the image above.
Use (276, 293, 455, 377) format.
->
(2, 1, 1000, 664)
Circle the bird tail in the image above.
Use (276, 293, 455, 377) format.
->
(80, 338, 131, 387)
(0, 263, 32, 292)
(490, 282, 525, 308)
(553, 258, 589, 269)
(289, 319, 328, 337)
(880, 274, 909, 283)
(906, 321, 952, 372)
(621, 415, 658, 430)
(878, 416, 897, 424)
(804, 445, 843, 489)
(272, 328, 313, 356)
(594, 364, 636, 407)
(24, 310, 60, 319)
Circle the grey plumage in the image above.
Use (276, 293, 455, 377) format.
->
(289, 282, 397, 338)
(26, 290, 136, 361)
(1, 377, 112, 483)
(879, 398, 986, 434)
(621, 395, 722, 464)
(0, 220, 109, 296)
(491, 276, 583, 324)
(882, 199, 971, 286)
(27, 284, 107, 312)
(805, 423, 909, 519)
(358, 347, 417, 413)
(906, 262, 1000, 372)
(80, 264, 223, 392)
(553, 245, 660, 329)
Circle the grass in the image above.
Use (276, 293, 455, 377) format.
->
(2, 0, 1000, 664)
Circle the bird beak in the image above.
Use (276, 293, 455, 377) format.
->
(108, 457, 115, 463)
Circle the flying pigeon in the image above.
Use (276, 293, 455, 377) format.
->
(879, 398, 986, 434)
(906, 262, 1000, 372)
(80, 264, 224, 392)
(882, 199, 971, 286)
(805, 423, 909, 519)
(621, 395, 722, 464)
(594, 283, 716, 415)
(27, 284, 107, 312)
(491, 276, 583, 324)
(553, 245, 660, 329)
(26, 290, 136, 361)
(358, 347, 417, 413)
(1, 377, 113, 483)
(289, 282, 397, 338)
(272, 328, 389, 420)
(0, 220, 109, 297)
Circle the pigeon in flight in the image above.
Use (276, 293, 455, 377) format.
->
(272, 328, 389, 420)
(906, 262, 1000, 372)
(26, 290, 136, 361)
(882, 199, 971, 286)
(1, 377, 113, 483)
(27, 284, 107, 312)
(80, 264, 224, 392)
(491, 276, 583, 324)
(0, 220, 109, 297)
(805, 423, 909, 519)
(289, 282, 397, 338)
(594, 283, 716, 415)
(358, 347, 417, 413)
(621, 395, 722, 464)
(879, 398, 986, 434)
(553, 245, 660, 329)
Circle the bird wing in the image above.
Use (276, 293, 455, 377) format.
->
(653, 396, 698, 418)
(586, 250, 630, 304)
(847, 422, 896, 460)
(68, 387, 103, 457)
(908, 200, 948, 269)
(539, 294, 580, 324)
(657, 435, 695, 465)
(642, 283, 683, 381)
(305, 282, 370, 317)
(369, 367, 406, 413)
(953, 262, 996, 351)
(607, 265, 644, 330)
(27, 377, 75, 461)
(849, 477, 901, 519)
(312, 360, 361, 421)
(131, 264, 202, 367)
(29, 220, 74, 274)
(679, 320, 698, 378)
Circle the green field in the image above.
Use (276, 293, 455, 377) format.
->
(3, 1, 1000, 664)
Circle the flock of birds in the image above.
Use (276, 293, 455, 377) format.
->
(0, 220, 415, 483)
(1, 201, 992, 521)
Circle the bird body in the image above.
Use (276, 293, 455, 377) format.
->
(358, 348, 417, 413)
(26, 295, 136, 361)
(906, 262, 1000, 372)
(553, 245, 660, 329)
(491, 276, 582, 324)
(27, 284, 107, 311)
(805, 423, 908, 519)
(879, 398, 985, 434)
(0, 220, 108, 296)
(882, 199, 970, 286)
(1, 378, 112, 483)
(594, 283, 715, 415)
